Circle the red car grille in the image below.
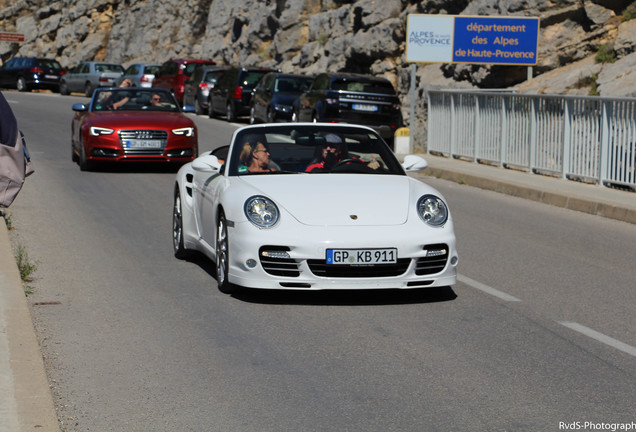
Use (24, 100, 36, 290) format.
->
(119, 130, 168, 155)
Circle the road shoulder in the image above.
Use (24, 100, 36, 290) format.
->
(0, 217, 59, 431)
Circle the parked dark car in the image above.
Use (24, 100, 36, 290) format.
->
(152, 58, 216, 105)
(60, 61, 124, 97)
(183, 65, 228, 115)
(208, 66, 276, 122)
(249, 72, 313, 123)
(0, 57, 65, 92)
(293, 72, 403, 144)
(116, 63, 161, 88)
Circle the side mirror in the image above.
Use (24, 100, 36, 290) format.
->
(72, 103, 88, 112)
(182, 105, 196, 113)
(192, 154, 222, 172)
(401, 154, 428, 172)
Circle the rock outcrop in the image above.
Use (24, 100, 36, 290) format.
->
(2, 0, 635, 147)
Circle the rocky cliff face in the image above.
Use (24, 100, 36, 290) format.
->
(2, 0, 636, 145)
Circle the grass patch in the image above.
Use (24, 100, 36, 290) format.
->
(2, 211, 13, 230)
(574, 74, 599, 96)
(14, 244, 38, 294)
(595, 44, 617, 64)
(317, 32, 329, 46)
(622, 1, 636, 21)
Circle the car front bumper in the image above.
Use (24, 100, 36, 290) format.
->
(225, 218, 458, 290)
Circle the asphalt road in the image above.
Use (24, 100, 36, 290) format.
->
(5, 91, 636, 432)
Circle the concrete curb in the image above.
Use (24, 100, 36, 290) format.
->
(0, 216, 59, 431)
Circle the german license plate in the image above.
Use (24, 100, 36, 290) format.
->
(124, 139, 163, 149)
(326, 248, 397, 265)
(44, 74, 58, 79)
(352, 103, 378, 112)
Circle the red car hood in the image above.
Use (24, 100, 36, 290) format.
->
(85, 111, 194, 129)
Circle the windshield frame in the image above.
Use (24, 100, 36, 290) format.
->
(226, 124, 405, 177)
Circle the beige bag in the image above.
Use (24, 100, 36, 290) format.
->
(0, 131, 34, 208)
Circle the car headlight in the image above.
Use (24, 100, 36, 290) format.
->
(89, 126, 114, 136)
(172, 127, 195, 137)
(244, 196, 279, 228)
(417, 195, 448, 226)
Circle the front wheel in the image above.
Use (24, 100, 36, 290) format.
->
(208, 98, 216, 118)
(17, 77, 29, 92)
(59, 81, 69, 95)
(84, 82, 93, 97)
(78, 141, 93, 171)
(216, 213, 237, 294)
(173, 189, 191, 259)
(226, 102, 235, 122)
(249, 106, 257, 124)
(266, 107, 275, 123)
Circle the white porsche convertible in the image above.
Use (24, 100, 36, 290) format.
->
(172, 123, 458, 294)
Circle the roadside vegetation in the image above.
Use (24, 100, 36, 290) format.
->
(2, 212, 38, 295)
(14, 244, 38, 295)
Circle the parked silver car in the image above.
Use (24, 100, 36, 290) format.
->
(116, 63, 160, 88)
(59, 61, 124, 97)
(183, 65, 227, 115)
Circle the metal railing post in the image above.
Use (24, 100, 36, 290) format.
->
(599, 100, 611, 186)
(562, 99, 573, 180)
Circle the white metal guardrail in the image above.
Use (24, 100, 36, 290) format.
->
(427, 89, 636, 190)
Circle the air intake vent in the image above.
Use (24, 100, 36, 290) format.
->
(259, 246, 300, 277)
(415, 244, 449, 275)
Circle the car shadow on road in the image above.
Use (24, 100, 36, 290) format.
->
(187, 252, 457, 306)
(235, 286, 458, 306)
(83, 162, 181, 174)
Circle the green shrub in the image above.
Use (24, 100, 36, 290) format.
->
(573, 74, 599, 96)
(595, 44, 617, 64)
(622, 1, 636, 21)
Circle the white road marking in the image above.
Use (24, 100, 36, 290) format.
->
(459, 275, 635, 358)
(458, 274, 521, 302)
(559, 321, 636, 358)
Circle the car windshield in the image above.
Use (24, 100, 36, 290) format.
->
(95, 63, 124, 73)
(37, 59, 62, 69)
(275, 77, 311, 93)
(228, 125, 404, 176)
(332, 79, 396, 95)
(241, 71, 269, 89)
(92, 88, 181, 112)
(144, 65, 160, 74)
(184, 62, 216, 76)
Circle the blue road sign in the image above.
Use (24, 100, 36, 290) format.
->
(407, 15, 540, 65)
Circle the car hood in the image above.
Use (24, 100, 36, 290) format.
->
(239, 174, 418, 226)
(86, 111, 193, 128)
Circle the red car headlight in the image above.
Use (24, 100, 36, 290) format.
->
(171, 127, 195, 137)
(89, 126, 114, 136)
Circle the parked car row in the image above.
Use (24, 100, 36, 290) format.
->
(181, 65, 403, 143)
(1, 56, 403, 143)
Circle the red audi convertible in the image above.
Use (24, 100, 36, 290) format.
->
(71, 87, 198, 171)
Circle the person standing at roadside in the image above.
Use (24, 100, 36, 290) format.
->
(0, 90, 18, 149)
(1, 90, 33, 209)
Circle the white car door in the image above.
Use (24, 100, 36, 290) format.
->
(191, 155, 227, 252)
